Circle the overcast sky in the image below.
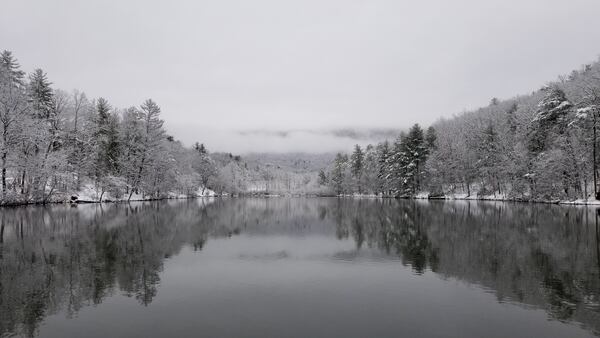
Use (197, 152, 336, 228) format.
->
(2, 0, 600, 153)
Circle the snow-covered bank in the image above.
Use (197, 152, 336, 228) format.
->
(70, 184, 219, 203)
(0, 184, 220, 207)
(332, 191, 600, 206)
(4, 187, 600, 207)
(420, 193, 600, 206)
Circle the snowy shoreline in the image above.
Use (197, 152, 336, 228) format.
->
(331, 192, 600, 206)
(2, 191, 600, 208)
(418, 195, 600, 206)
(0, 183, 220, 207)
(0, 194, 218, 208)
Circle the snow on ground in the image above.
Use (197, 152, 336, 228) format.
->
(439, 192, 600, 205)
(336, 190, 600, 206)
(76, 183, 101, 202)
(558, 198, 600, 205)
(69, 183, 219, 203)
(415, 192, 429, 199)
(196, 187, 218, 197)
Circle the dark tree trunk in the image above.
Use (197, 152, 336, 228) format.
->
(594, 112, 599, 200)
(1, 151, 6, 194)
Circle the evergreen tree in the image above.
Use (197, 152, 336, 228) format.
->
(330, 153, 348, 195)
(28, 69, 53, 119)
(318, 169, 328, 186)
(403, 124, 427, 194)
(476, 123, 502, 195)
(129, 99, 165, 200)
(0, 51, 25, 86)
(425, 126, 437, 152)
(193, 142, 217, 194)
(350, 144, 364, 193)
(0, 51, 29, 194)
(119, 107, 144, 192)
(362, 144, 379, 194)
(96, 98, 111, 122)
(376, 141, 391, 195)
(506, 102, 518, 135)
(388, 134, 408, 195)
(93, 98, 120, 177)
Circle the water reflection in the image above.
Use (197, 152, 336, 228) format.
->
(0, 198, 599, 337)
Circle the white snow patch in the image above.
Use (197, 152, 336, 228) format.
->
(69, 182, 219, 203)
(196, 186, 218, 197)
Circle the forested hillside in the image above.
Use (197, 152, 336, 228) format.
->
(321, 59, 600, 202)
(4, 48, 600, 204)
(0, 50, 333, 204)
(207, 152, 332, 195)
(0, 50, 225, 204)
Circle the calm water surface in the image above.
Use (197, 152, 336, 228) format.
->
(0, 198, 599, 337)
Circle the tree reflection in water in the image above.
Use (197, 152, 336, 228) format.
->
(0, 198, 599, 337)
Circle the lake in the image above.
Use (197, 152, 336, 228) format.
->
(0, 198, 599, 337)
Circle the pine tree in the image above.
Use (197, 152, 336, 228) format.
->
(350, 144, 364, 193)
(119, 106, 144, 192)
(362, 144, 378, 194)
(506, 102, 518, 135)
(93, 98, 120, 177)
(96, 98, 111, 122)
(330, 153, 348, 195)
(376, 141, 391, 195)
(129, 99, 165, 200)
(425, 126, 437, 152)
(318, 169, 328, 186)
(387, 135, 407, 195)
(193, 142, 217, 194)
(0, 51, 25, 86)
(0, 51, 29, 194)
(476, 123, 502, 195)
(28, 69, 53, 119)
(403, 124, 427, 195)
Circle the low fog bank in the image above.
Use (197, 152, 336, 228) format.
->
(168, 125, 402, 154)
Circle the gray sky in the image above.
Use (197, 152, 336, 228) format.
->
(2, 0, 600, 153)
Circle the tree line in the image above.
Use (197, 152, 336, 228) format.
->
(4, 48, 600, 203)
(321, 59, 600, 201)
(0, 50, 219, 204)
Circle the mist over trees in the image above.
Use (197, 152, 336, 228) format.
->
(322, 60, 600, 201)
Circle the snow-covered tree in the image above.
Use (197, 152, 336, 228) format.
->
(28, 69, 53, 120)
(350, 145, 364, 193)
(528, 86, 572, 154)
(193, 143, 218, 194)
(318, 169, 328, 186)
(329, 153, 348, 195)
(128, 99, 165, 200)
(93, 98, 120, 176)
(0, 51, 29, 195)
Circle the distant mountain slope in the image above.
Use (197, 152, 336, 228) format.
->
(243, 153, 335, 173)
(208, 152, 335, 195)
